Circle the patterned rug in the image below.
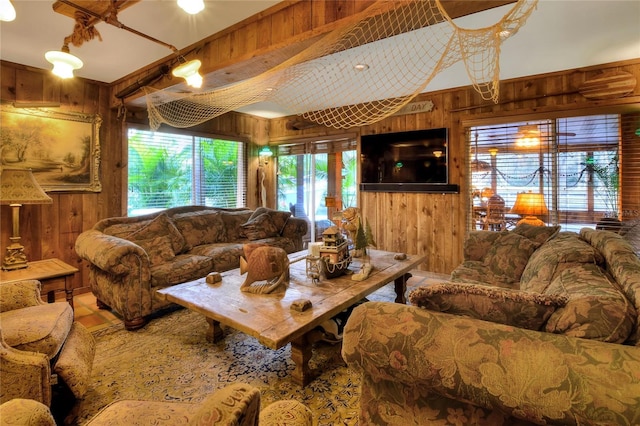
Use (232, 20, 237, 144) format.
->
(75, 284, 412, 425)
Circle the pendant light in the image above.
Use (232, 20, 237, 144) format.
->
(0, 0, 16, 21)
(45, 44, 83, 79)
(172, 59, 203, 88)
(177, 0, 204, 15)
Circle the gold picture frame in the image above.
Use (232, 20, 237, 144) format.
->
(0, 105, 102, 192)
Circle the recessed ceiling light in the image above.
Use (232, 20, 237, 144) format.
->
(354, 63, 369, 71)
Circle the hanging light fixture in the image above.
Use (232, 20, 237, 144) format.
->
(172, 59, 203, 88)
(177, 0, 204, 14)
(45, 44, 83, 78)
(515, 124, 541, 148)
(0, 0, 16, 21)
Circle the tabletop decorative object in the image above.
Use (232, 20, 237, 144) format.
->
(318, 226, 351, 279)
(239, 244, 289, 294)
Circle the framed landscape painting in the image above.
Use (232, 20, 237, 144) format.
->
(0, 105, 102, 192)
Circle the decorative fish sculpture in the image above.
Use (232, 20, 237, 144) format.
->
(239, 244, 290, 294)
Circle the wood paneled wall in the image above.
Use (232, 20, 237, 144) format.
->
(268, 59, 640, 273)
(1, 58, 639, 294)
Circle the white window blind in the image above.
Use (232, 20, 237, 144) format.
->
(127, 128, 246, 216)
(468, 113, 638, 232)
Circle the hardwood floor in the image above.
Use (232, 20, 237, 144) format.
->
(69, 269, 448, 333)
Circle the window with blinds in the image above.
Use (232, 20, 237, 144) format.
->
(127, 128, 247, 216)
(468, 112, 640, 232)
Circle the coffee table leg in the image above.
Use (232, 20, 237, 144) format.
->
(394, 273, 412, 304)
(205, 318, 224, 343)
(291, 334, 313, 386)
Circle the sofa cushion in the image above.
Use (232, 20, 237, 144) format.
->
(246, 208, 291, 234)
(520, 232, 605, 293)
(409, 282, 568, 330)
(512, 223, 561, 247)
(134, 236, 176, 267)
(219, 210, 253, 241)
(242, 212, 282, 240)
(190, 243, 245, 272)
(124, 213, 186, 254)
(172, 210, 227, 251)
(150, 254, 215, 287)
(481, 232, 539, 284)
(544, 263, 636, 343)
(0, 303, 74, 358)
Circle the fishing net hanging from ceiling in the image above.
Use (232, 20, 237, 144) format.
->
(143, 0, 538, 130)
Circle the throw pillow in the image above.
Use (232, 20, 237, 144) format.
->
(172, 210, 226, 250)
(133, 236, 176, 267)
(520, 232, 605, 293)
(512, 223, 561, 247)
(247, 207, 292, 234)
(409, 283, 568, 330)
(125, 213, 186, 254)
(241, 213, 281, 240)
(481, 232, 538, 284)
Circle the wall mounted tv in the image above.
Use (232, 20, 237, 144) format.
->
(359, 128, 459, 193)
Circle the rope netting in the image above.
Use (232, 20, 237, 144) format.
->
(143, 0, 537, 130)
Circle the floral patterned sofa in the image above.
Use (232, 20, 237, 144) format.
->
(342, 226, 640, 425)
(75, 206, 307, 330)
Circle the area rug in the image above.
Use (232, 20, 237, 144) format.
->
(75, 283, 423, 425)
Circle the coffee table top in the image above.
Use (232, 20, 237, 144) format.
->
(158, 249, 425, 349)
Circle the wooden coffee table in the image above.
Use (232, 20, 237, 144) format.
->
(157, 249, 425, 386)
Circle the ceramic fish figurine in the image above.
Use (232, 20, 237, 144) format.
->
(240, 244, 290, 294)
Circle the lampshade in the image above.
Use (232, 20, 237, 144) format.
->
(0, 168, 52, 205)
(510, 191, 548, 226)
(177, 0, 204, 14)
(45, 46, 83, 79)
(172, 59, 203, 88)
(0, 0, 16, 22)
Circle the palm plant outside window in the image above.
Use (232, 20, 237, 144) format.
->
(127, 128, 246, 216)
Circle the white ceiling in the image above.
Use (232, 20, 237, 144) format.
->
(1, 1, 639, 119)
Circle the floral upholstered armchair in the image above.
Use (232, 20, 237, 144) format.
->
(0, 280, 95, 408)
(0, 383, 313, 426)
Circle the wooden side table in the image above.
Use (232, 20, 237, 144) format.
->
(0, 258, 78, 309)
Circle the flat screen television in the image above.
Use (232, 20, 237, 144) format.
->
(359, 128, 458, 193)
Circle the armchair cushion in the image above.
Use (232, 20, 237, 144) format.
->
(0, 302, 73, 358)
(0, 399, 56, 426)
(0, 280, 45, 312)
(409, 283, 568, 330)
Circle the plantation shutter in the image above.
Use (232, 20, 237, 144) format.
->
(468, 113, 627, 232)
(621, 112, 640, 221)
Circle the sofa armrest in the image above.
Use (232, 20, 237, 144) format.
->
(342, 301, 640, 425)
(281, 217, 309, 251)
(0, 280, 46, 312)
(0, 330, 52, 405)
(190, 383, 261, 426)
(75, 229, 148, 276)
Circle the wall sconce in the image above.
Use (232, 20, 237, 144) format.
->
(0, 168, 53, 270)
(45, 43, 83, 78)
(0, 0, 16, 21)
(510, 191, 549, 226)
(177, 0, 204, 14)
(488, 148, 499, 156)
(259, 146, 273, 165)
(172, 59, 203, 88)
(433, 150, 443, 158)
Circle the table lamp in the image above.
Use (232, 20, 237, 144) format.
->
(510, 191, 548, 227)
(0, 168, 52, 270)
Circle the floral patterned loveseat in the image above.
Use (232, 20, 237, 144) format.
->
(75, 206, 307, 330)
(342, 226, 640, 425)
